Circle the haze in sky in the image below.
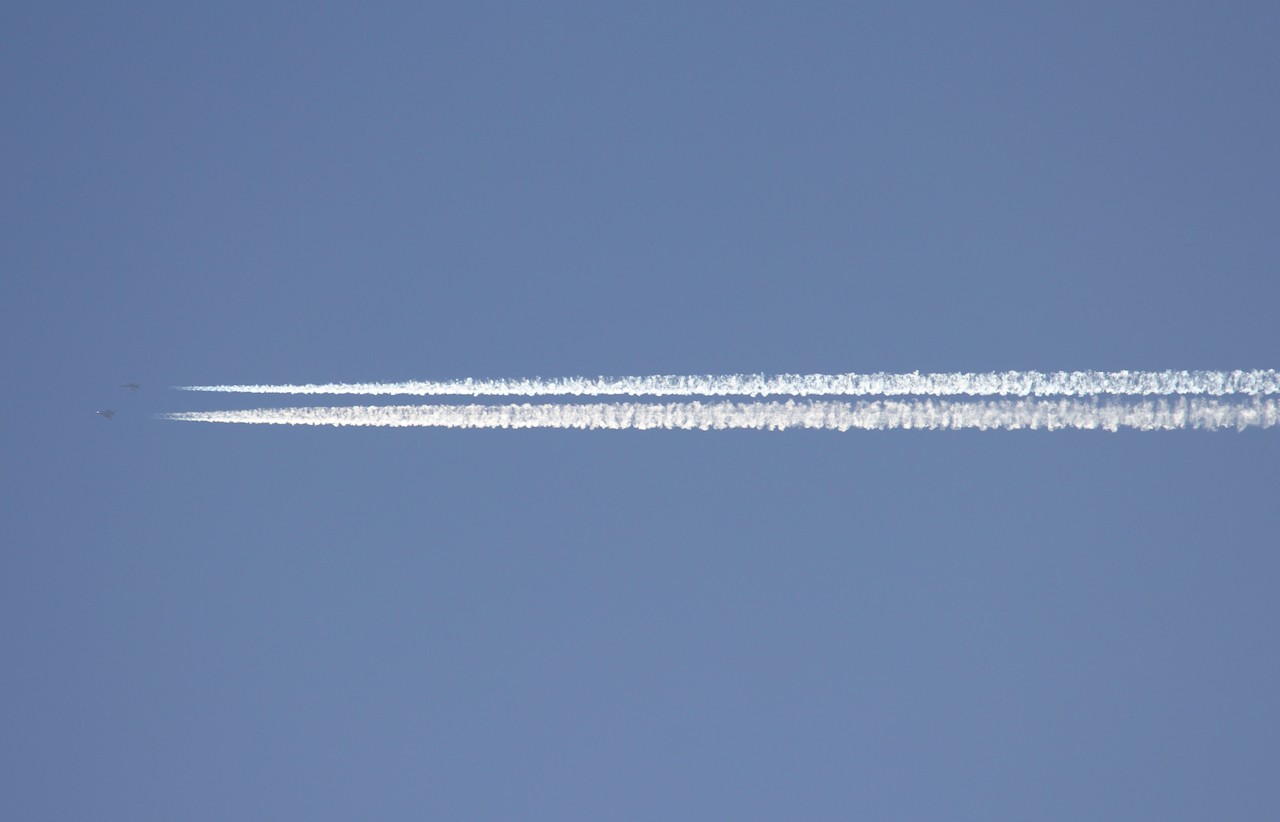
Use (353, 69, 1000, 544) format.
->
(3, 3, 1278, 820)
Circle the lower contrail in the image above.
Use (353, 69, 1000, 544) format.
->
(176, 369, 1280, 398)
(162, 398, 1279, 431)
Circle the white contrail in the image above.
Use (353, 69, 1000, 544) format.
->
(161, 398, 1279, 432)
(177, 369, 1280, 398)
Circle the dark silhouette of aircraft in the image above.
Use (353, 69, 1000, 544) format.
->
(120, 383, 141, 390)
(97, 409, 116, 419)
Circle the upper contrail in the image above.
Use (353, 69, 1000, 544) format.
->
(177, 369, 1280, 398)
(160, 397, 1280, 432)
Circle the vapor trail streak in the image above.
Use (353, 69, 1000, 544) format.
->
(178, 370, 1280, 398)
(162, 398, 1279, 432)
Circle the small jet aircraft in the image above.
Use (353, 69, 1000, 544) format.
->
(120, 383, 141, 390)
(97, 409, 116, 419)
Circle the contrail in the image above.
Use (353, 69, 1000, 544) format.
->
(161, 398, 1280, 432)
(177, 369, 1280, 398)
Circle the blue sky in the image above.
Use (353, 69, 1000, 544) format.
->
(3, 3, 1278, 818)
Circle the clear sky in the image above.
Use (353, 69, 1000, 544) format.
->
(3, 2, 1278, 818)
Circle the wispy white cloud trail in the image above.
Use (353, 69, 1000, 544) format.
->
(162, 398, 1280, 432)
(178, 370, 1280, 398)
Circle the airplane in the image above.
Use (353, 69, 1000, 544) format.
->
(97, 409, 116, 419)
(120, 383, 141, 390)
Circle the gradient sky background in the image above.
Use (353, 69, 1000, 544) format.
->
(3, 3, 1279, 819)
